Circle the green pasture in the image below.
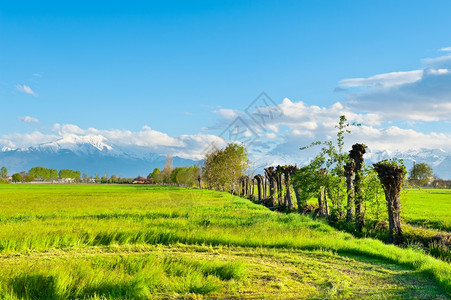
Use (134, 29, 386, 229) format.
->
(0, 184, 450, 299)
(403, 189, 451, 232)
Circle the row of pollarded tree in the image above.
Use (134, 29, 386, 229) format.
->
(202, 140, 407, 245)
(245, 143, 406, 245)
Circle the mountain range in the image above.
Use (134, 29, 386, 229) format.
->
(1, 134, 450, 179)
(365, 148, 451, 180)
(0, 134, 198, 177)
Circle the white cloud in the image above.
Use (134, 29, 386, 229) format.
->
(339, 70, 423, 88)
(212, 98, 451, 169)
(349, 125, 451, 152)
(422, 55, 451, 69)
(18, 116, 39, 123)
(15, 84, 38, 96)
(1, 95, 451, 170)
(440, 47, 451, 52)
(426, 68, 450, 75)
(214, 108, 239, 119)
(15, 123, 225, 160)
(0, 131, 58, 149)
(339, 53, 451, 122)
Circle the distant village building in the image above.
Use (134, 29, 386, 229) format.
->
(132, 176, 153, 184)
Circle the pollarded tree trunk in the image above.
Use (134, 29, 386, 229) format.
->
(293, 186, 302, 213)
(282, 167, 292, 209)
(373, 162, 406, 245)
(344, 161, 355, 222)
(350, 144, 366, 231)
(239, 176, 245, 196)
(245, 176, 251, 197)
(251, 178, 255, 199)
(282, 165, 297, 210)
(197, 175, 201, 189)
(317, 168, 328, 217)
(276, 166, 284, 206)
(323, 187, 329, 219)
(264, 167, 277, 207)
(254, 174, 264, 202)
(318, 186, 325, 216)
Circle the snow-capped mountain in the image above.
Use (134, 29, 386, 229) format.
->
(33, 134, 117, 155)
(0, 135, 199, 177)
(1, 133, 450, 179)
(365, 148, 451, 179)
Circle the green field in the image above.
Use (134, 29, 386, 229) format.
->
(0, 185, 450, 299)
(403, 189, 451, 232)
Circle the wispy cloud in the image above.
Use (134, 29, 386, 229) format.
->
(214, 108, 239, 119)
(18, 116, 39, 123)
(440, 47, 451, 52)
(339, 70, 423, 88)
(338, 52, 451, 122)
(50, 123, 224, 160)
(1, 96, 451, 167)
(15, 84, 38, 96)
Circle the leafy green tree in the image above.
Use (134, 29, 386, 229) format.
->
(170, 167, 183, 184)
(203, 143, 248, 193)
(24, 175, 34, 182)
(12, 173, 23, 182)
(109, 174, 118, 183)
(149, 168, 162, 183)
(298, 115, 357, 219)
(101, 172, 108, 183)
(0, 166, 7, 178)
(59, 169, 81, 179)
(292, 155, 325, 213)
(360, 166, 385, 223)
(29, 166, 58, 180)
(409, 162, 433, 186)
(168, 165, 200, 186)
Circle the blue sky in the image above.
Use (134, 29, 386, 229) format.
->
(1, 0, 451, 159)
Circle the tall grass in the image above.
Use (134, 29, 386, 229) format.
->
(403, 189, 451, 231)
(2, 253, 244, 299)
(0, 185, 450, 296)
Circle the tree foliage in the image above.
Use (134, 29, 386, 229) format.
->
(293, 115, 389, 231)
(409, 162, 433, 186)
(202, 143, 248, 192)
(59, 169, 81, 179)
(28, 166, 58, 180)
(149, 168, 162, 183)
(298, 115, 357, 218)
(12, 173, 22, 182)
(0, 166, 7, 179)
(171, 165, 200, 186)
(292, 155, 325, 211)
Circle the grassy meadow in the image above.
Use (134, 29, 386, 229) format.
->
(403, 189, 451, 232)
(0, 184, 450, 299)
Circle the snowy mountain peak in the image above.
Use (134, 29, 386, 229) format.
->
(30, 134, 120, 157)
(365, 147, 451, 179)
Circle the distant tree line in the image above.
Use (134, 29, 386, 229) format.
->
(148, 155, 201, 187)
(8, 166, 83, 183)
(0, 166, 9, 184)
